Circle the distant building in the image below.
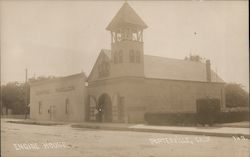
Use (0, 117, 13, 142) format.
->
(29, 2, 225, 123)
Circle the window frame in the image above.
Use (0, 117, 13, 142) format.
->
(136, 51, 140, 63)
(65, 98, 69, 114)
(129, 49, 135, 63)
(119, 50, 123, 63)
(38, 101, 42, 114)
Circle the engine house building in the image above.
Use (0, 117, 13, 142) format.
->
(29, 2, 225, 123)
(30, 73, 87, 122)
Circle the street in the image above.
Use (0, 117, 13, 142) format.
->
(1, 119, 249, 157)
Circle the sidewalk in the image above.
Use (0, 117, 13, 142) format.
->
(3, 118, 249, 138)
(71, 122, 250, 138)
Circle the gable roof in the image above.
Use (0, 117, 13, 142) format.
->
(94, 50, 224, 83)
(144, 55, 224, 83)
(87, 49, 111, 81)
(106, 2, 147, 31)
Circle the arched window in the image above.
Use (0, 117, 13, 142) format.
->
(104, 62, 110, 76)
(98, 61, 110, 78)
(136, 51, 140, 63)
(129, 50, 135, 63)
(119, 50, 123, 63)
(117, 29, 122, 42)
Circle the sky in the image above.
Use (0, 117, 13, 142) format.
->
(0, 0, 249, 91)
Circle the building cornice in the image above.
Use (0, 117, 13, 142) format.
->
(30, 73, 86, 87)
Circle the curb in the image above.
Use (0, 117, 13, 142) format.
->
(71, 124, 250, 139)
(6, 120, 66, 126)
(213, 124, 250, 128)
(6, 120, 249, 139)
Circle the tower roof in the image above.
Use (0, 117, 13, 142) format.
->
(106, 2, 147, 31)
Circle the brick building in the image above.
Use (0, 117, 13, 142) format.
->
(30, 2, 225, 123)
(30, 73, 87, 122)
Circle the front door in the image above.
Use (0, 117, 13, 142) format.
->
(97, 94, 112, 122)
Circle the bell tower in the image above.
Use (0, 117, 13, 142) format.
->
(106, 2, 147, 77)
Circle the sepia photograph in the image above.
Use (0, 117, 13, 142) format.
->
(0, 0, 249, 157)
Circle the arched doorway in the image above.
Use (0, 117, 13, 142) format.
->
(97, 94, 112, 122)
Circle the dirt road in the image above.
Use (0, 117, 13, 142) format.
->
(1, 119, 249, 157)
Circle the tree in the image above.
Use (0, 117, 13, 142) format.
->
(225, 83, 249, 108)
(1, 75, 55, 115)
(29, 75, 56, 82)
(1, 82, 30, 114)
(184, 54, 205, 63)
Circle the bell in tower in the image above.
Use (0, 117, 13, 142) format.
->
(106, 2, 147, 78)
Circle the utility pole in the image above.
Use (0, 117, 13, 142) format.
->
(25, 69, 28, 119)
(0, 56, 2, 116)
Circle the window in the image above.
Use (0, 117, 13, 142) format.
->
(98, 61, 110, 78)
(132, 32, 138, 41)
(125, 28, 132, 40)
(117, 30, 122, 42)
(129, 50, 135, 63)
(136, 51, 140, 63)
(65, 98, 69, 114)
(118, 97, 125, 121)
(119, 50, 123, 63)
(114, 51, 118, 64)
(38, 101, 42, 114)
(114, 50, 123, 63)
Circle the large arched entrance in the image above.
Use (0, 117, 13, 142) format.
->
(96, 94, 112, 122)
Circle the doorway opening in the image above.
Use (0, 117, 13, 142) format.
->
(96, 94, 112, 122)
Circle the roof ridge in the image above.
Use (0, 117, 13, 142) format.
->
(98, 50, 205, 64)
(144, 54, 205, 64)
